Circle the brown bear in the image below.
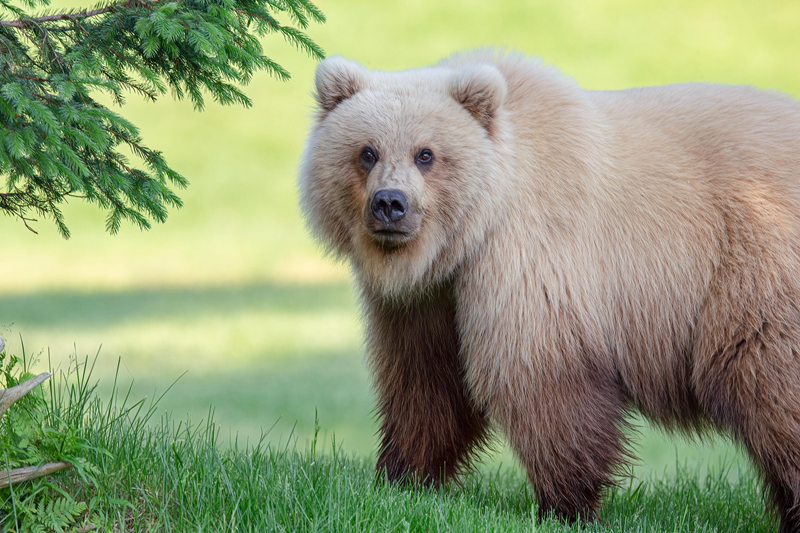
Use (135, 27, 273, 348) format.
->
(299, 50, 800, 531)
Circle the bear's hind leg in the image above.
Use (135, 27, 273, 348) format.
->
(696, 319, 800, 533)
(366, 283, 489, 486)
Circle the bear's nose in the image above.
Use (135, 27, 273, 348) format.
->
(371, 189, 408, 223)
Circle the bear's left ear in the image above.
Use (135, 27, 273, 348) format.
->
(314, 56, 368, 114)
(448, 64, 507, 131)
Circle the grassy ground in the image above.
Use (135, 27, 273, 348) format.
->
(32, 431, 777, 532)
(0, 359, 773, 532)
(1, 0, 798, 507)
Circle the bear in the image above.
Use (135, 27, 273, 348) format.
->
(298, 50, 800, 531)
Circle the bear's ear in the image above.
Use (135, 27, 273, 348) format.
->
(448, 64, 507, 131)
(314, 56, 367, 114)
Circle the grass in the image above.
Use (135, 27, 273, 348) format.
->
(0, 355, 773, 532)
(1, 0, 798, 527)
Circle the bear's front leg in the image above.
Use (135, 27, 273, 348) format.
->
(364, 282, 489, 486)
(490, 359, 629, 522)
(460, 312, 629, 525)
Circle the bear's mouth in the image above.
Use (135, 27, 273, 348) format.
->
(372, 229, 411, 248)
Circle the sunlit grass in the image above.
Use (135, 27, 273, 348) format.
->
(5, 282, 359, 371)
(0, 356, 769, 532)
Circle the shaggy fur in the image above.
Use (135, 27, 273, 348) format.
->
(299, 50, 800, 531)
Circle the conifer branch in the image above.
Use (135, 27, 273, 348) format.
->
(0, 0, 325, 237)
(0, 0, 159, 28)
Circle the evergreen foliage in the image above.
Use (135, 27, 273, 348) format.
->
(0, 0, 324, 237)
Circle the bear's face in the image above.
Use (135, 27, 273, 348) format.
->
(300, 57, 508, 296)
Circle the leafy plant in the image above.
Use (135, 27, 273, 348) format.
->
(0, 0, 324, 236)
(11, 497, 87, 533)
(1, 349, 103, 532)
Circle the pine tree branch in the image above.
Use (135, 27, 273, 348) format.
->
(0, 0, 160, 29)
(1, 0, 325, 236)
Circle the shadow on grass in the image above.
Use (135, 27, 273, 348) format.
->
(96, 349, 377, 454)
(602, 465, 772, 533)
(449, 463, 771, 532)
(0, 280, 356, 328)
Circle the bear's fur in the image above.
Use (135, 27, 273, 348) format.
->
(299, 50, 800, 531)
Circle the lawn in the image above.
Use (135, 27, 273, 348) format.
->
(0, 360, 770, 531)
(1, 0, 798, 515)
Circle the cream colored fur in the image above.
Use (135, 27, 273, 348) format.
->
(299, 49, 800, 529)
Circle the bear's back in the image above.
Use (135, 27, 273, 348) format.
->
(592, 83, 800, 197)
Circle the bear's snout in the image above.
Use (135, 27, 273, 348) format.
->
(371, 189, 408, 223)
(364, 188, 421, 247)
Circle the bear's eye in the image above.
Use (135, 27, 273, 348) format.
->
(416, 148, 434, 167)
(360, 146, 378, 171)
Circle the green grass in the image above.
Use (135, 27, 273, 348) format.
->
(0, 357, 773, 532)
(1, 0, 798, 525)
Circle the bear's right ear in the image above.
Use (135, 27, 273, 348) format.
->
(314, 56, 367, 114)
(448, 64, 507, 131)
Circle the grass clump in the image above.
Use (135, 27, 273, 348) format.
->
(1, 349, 102, 532)
(1, 350, 773, 532)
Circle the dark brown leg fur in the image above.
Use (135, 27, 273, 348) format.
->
(696, 316, 800, 533)
(364, 281, 489, 485)
(491, 360, 629, 523)
(693, 221, 800, 533)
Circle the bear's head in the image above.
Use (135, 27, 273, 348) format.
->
(300, 56, 510, 297)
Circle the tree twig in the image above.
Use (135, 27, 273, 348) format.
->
(0, 461, 73, 489)
(0, 372, 51, 418)
(0, 0, 162, 29)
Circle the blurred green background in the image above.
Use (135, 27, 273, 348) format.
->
(2, 0, 798, 480)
